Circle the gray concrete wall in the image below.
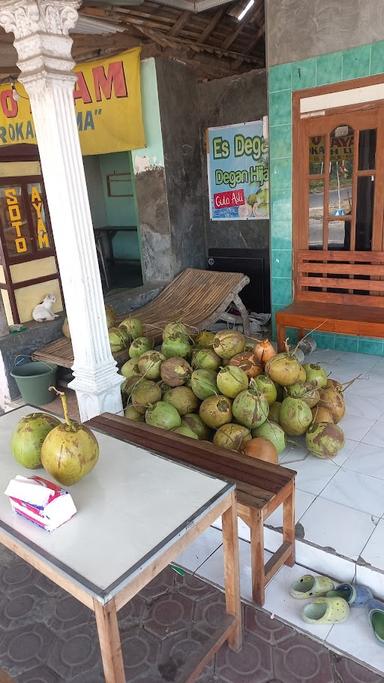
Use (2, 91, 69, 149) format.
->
(266, 0, 384, 66)
(155, 58, 206, 273)
(198, 69, 269, 251)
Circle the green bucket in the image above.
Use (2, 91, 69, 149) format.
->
(11, 357, 58, 405)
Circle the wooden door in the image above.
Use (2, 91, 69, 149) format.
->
(295, 105, 384, 253)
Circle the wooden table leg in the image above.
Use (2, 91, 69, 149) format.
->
(222, 490, 242, 651)
(94, 598, 125, 683)
(249, 508, 265, 606)
(283, 480, 296, 567)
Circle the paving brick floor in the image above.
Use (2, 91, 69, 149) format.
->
(0, 546, 382, 683)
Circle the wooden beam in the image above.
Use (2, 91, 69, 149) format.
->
(200, 6, 227, 42)
(223, 4, 261, 50)
(169, 10, 191, 37)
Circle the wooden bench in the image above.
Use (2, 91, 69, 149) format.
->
(87, 413, 296, 607)
(276, 250, 384, 350)
(32, 268, 250, 369)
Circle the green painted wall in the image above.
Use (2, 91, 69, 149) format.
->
(83, 58, 166, 262)
(268, 40, 384, 356)
(132, 58, 164, 172)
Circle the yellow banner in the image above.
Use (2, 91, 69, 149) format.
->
(0, 48, 145, 155)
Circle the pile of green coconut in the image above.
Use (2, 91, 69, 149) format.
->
(113, 317, 346, 462)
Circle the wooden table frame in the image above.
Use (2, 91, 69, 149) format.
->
(0, 489, 241, 683)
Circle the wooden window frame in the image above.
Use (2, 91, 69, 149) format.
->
(293, 74, 384, 257)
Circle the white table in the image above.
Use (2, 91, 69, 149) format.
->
(0, 406, 241, 682)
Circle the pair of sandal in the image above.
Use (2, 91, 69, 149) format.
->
(290, 574, 384, 644)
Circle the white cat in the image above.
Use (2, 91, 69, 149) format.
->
(32, 294, 58, 322)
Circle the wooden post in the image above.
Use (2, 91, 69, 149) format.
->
(249, 508, 265, 605)
(283, 480, 296, 567)
(94, 598, 126, 683)
(221, 491, 242, 651)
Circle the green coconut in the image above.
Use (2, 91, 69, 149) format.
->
(173, 424, 199, 439)
(131, 379, 162, 414)
(318, 386, 345, 423)
(253, 421, 287, 455)
(109, 327, 128, 353)
(124, 405, 145, 422)
(213, 330, 245, 359)
(161, 333, 191, 359)
(192, 348, 221, 371)
(163, 322, 190, 339)
(11, 412, 61, 469)
(311, 406, 334, 424)
(163, 386, 199, 415)
(265, 353, 301, 386)
(306, 422, 345, 458)
(268, 401, 282, 423)
(181, 414, 211, 440)
(129, 336, 153, 359)
(297, 365, 307, 383)
(137, 351, 165, 380)
(121, 358, 141, 380)
(253, 375, 277, 405)
(160, 357, 192, 387)
(119, 317, 143, 340)
(199, 395, 232, 429)
(41, 391, 99, 486)
(304, 363, 328, 389)
(195, 330, 215, 348)
(287, 382, 320, 408)
(279, 397, 313, 436)
(232, 390, 269, 430)
(105, 304, 117, 329)
(190, 369, 218, 400)
(213, 423, 251, 451)
(216, 366, 249, 398)
(145, 401, 181, 430)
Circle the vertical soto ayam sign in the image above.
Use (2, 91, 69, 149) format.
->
(207, 120, 269, 220)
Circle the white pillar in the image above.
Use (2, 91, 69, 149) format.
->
(0, 0, 123, 421)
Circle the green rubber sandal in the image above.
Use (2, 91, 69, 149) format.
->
(302, 597, 350, 624)
(290, 574, 336, 599)
(369, 607, 384, 645)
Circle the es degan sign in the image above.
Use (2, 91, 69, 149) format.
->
(0, 48, 145, 155)
(207, 120, 269, 221)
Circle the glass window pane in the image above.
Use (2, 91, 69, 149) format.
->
(328, 219, 351, 250)
(358, 129, 376, 170)
(356, 175, 375, 251)
(27, 183, 51, 251)
(0, 185, 32, 258)
(329, 125, 354, 218)
(309, 135, 325, 175)
(309, 179, 324, 249)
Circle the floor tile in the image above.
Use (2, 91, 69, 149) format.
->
(338, 413, 376, 442)
(279, 441, 308, 465)
(299, 497, 379, 560)
(325, 605, 384, 676)
(361, 519, 384, 571)
(362, 422, 384, 449)
(174, 526, 222, 573)
(329, 438, 359, 467)
(321, 469, 384, 517)
(343, 442, 384, 479)
(284, 455, 339, 495)
(196, 538, 271, 604)
(266, 489, 316, 529)
(344, 392, 384, 421)
(263, 564, 333, 640)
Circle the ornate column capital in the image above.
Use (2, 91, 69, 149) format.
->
(0, 0, 81, 79)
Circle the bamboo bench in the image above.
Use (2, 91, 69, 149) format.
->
(87, 412, 296, 607)
(276, 250, 384, 350)
(32, 268, 250, 369)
